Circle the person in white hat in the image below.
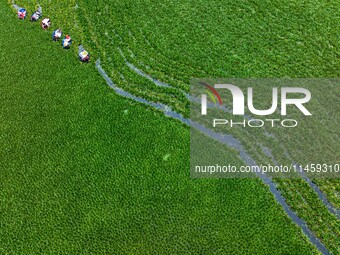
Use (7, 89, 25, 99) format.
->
(41, 18, 51, 30)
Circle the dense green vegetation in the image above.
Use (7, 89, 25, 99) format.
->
(74, 0, 340, 114)
(0, 2, 322, 254)
(82, 1, 340, 252)
(75, 1, 340, 253)
(4, 0, 340, 253)
(72, 0, 340, 207)
(195, 79, 340, 254)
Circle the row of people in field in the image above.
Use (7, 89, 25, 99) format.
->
(14, 5, 90, 62)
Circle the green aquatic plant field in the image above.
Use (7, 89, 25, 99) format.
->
(71, 2, 340, 253)
(0, 2, 322, 254)
(73, 0, 340, 212)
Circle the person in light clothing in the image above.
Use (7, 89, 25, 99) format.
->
(78, 45, 90, 62)
(30, 7, 42, 21)
(41, 18, 51, 30)
(52, 29, 63, 41)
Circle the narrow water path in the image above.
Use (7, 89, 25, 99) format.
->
(96, 60, 331, 255)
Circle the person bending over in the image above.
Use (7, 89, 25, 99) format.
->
(30, 7, 42, 21)
(62, 35, 72, 49)
(13, 4, 27, 20)
(78, 45, 90, 62)
(41, 18, 51, 30)
(52, 29, 63, 41)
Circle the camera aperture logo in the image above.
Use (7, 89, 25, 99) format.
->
(200, 82, 312, 128)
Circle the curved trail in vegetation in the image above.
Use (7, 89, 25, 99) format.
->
(126, 55, 340, 219)
(5, 1, 336, 253)
(262, 145, 340, 219)
(96, 59, 330, 255)
(297, 166, 340, 218)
